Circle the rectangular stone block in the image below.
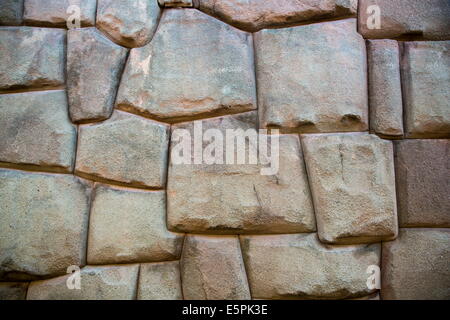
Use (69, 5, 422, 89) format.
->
(0, 27, 65, 92)
(382, 229, 450, 300)
(181, 235, 251, 300)
(27, 265, 139, 300)
(401, 41, 450, 138)
(256, 19, 368, 133)
(367, 40, 404, 138)
(240, 233, 380, 299)
(302, 133, 398, 244)
(394, 140, 450, 227)
(359, 0, 450, 40)
(0, 90, 77, 172)
(167, 112, 316, 234)
(0, 169, 91, 280)
(87, 184, 183, 264)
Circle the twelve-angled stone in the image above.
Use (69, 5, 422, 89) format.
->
(67, 27, 128, 123)
(88, 184, 183, 264)
(97, 0, 161, 48)
(0, 169, 91, 280)
(167, 112, 316, 234)
(75, 111, 169, 188)
(302, 133, 398, 244)
(256, 19, 368, 133)
(401, 41, 450, 138)
(240, 233, 381, 299)
(116, 9, 256, 123)
(0, 27, 65, 92)
(0, 90, 77, 172)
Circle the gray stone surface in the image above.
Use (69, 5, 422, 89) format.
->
(0, 90, 77, 172)
(0, 169, 91, 280)
(0, 0, 24, 25)
(395, 140, 450, 227)
(401, 41, 450, 138)
(23, 0, 97, 27)
(256, 19, 368, 133)
(382, 229, 450, 300)
(88, 184, 183, 264)
(159, 0, 193, 7)
(75, 111, 169, 189)
(367, 40, 404, 138)
(302, 133, 398, 244)
(181, 235, 251, 300)
(67, 27, 128, 123)
(27, 265, 139, 300)
(0, 282, 28, 300)
(97, 0, 161, 48)
(138, 261, 183, 300)
(167, 112, 316, 234)
(116, 9, 256, 123)
(359, 0, 450, 40)
(0, 27, 65, 92)
(240, 233, 380, 299)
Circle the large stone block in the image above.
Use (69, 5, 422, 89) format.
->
(0, 91, 77, 172)
(367, 40, 404, 138)
(359, 0, 450, 40)
(67, 28, 128, 123)
(256, 19, 368, 133)
(87, 184, 183, 264)
(401, 41, 450, 138)
(23, 0, 96, 27)
(0, 27, 65, 92)
(302, 133, 398, 244)
(0, 282, 28, 300)
(167, 112, 316, 234)
(382, 229, 450, 300)
(27, 265, 139, 300)
(197, 0, 336, 32)
(97, 0, 161, 48)
(116, 9, 256, 123)
(0, 169, 91, 280)
(0, 0, 24, 25)
(395, 140, 450, 227)
(138, 261, 183, 300)
(181, 235, 251, 300)
(240, 233, 380, 299)
(75, 111, 169, 189)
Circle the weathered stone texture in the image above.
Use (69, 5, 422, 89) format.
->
(401, 41, 450, 138)
(0, 282, 28, 300)
(0, 0, 24, 25)
(167, 112, 316, 234)
(0, 91, 76, 172)
(75, 111, 169, 188)
(138, 261, 183, 300)
(88, 185, 183, 264)
(367, 40, 404, 138)
(27, 265, 139, 300)
(240, 234, 380, 299)
(256, 19, 368, 133)
(0, 27, 65, 92)
(181, 235, 251, 300)
(302, 133, 398, 244)
(359, 0, 450, 40)
(67, 28, 128, 123)
(0, 170, 91, 280)
(97, 0, 161, 48)
(382, 229, 450, 300)
(395, 140, 450, 227)
(23, 0, 97, 27)
(116, 9, 256, 123)
(159, 0, 193, 7)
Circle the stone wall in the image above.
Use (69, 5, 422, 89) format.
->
(0, 0, 449, 300)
